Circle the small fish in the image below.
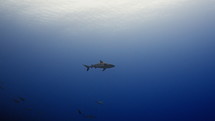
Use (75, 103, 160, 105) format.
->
(96, 100, 104, 104)
(18, 97, 26, 101)
(13, 97, 26, 103)
(84, 115, 96, 119)
(77, 109, 83, 115)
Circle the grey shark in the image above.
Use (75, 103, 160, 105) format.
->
(83, 60, 115, 71)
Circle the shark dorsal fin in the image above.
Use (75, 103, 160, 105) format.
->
(100, 60, 104, 63)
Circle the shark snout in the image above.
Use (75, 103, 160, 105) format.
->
(106, 64, 115, 68)
(111, 64, 115, 68)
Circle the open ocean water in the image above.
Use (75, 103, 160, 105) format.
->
(0, 0, 215, 121)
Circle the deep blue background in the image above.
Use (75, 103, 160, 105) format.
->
(1, 1, 215, 121)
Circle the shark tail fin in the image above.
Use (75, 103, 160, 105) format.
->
(83, 65, 90, 71)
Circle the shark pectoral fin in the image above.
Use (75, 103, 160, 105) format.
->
(102, 68, 106, 71)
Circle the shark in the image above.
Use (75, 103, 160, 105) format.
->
(83, 60, 115, 71)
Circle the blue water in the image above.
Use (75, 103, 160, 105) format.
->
(1, 1, 215, 121)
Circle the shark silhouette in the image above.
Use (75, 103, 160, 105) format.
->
(83, 60, 115, 71)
